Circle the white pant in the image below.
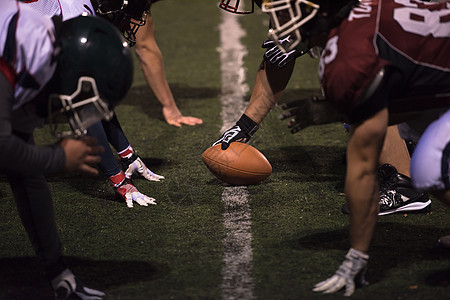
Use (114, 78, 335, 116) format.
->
(411, 109, 450, 191)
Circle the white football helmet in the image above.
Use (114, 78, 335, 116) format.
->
(262, 0, 358, 54)
(261, 0, 319, 53)
(219, 0, 255, 14)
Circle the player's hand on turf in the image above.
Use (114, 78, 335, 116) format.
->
(123, 155, 164, 182)
(52, 269, 105, 300)
(313, 248, 369, 297)
(60, 137, 104, 176)
(279, 95, 346, 133)
(262, 36, 306, 68)
(115, 179, 156, 208)
(163, 105, 203, 127)
(212, 114, 259, 150)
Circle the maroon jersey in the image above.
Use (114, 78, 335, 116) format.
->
(319, 0, 450, 120)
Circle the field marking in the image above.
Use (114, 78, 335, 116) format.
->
(217, 10, 254, 300)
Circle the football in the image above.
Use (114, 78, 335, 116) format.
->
(202, 142, 272, 185)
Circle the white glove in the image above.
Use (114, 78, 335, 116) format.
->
(124, 156, 164, 181)
(313, 248, 369, 297)
(52, 269, 105, 300)
(115, 179, 157, 208)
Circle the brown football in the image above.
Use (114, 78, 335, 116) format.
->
(202, 142, 272, 185)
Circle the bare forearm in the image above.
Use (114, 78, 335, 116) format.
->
(345, 109, 388, 252)
(134, 16, 203, 127)
(345, 159, 379, 252)
(244, 60, 294, 124)
(135, 39, 176, 109)
(135, 15, 177, 110)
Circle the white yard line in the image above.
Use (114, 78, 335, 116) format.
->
(217, 10, 254, 300)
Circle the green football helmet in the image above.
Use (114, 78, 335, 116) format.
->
(48, 15, 134, 138)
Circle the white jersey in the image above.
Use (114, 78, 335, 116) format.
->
(24, 0, 96, 20)
(0, 0, 56, 110)
(411, 109, 450, 191)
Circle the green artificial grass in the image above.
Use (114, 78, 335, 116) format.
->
(0, 1, 448, 299)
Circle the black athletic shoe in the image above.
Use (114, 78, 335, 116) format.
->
(341, 164, 431, 215)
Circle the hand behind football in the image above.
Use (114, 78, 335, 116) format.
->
(60, 137, 104, 175)
(212, 114, 259, 150)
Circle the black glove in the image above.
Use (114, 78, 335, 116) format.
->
(279, 95, 346, 133)
(262, 36, 306, 68)
(212, 114, 259, 150)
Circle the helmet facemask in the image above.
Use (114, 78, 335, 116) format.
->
(262, 0, 320, 53)
(48, 77, 114, 138)
(219, 0, 255, 14)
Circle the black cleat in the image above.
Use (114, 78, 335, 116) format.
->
(341, 164, 431, 215)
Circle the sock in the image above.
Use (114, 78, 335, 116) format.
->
(109, 171, 126, 188)
(118, 145, 134, 159)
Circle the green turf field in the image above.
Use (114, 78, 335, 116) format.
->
(0, 1, 449, 299)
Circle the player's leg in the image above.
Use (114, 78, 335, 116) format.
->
(101, 113, 130, 157)
(101, 114, 164, 182)
(7, 173, 65, 279)
(8, 173, 105, 297)
(379, 125, 410, 175)
(4, 131, 65, 278)
(342, 124, 431, 215)
(87, 120, 122, 177)
(87, 120, 156, 207)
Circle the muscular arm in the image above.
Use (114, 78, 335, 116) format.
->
(0, 73, 65, 175)
(346, 108, 388, 252)
(212, 39, 296, 149)
(134, 15, 202, 127)
(244, 59, 295, 124)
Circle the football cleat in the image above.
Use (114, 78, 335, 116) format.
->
(341, 164, 431, 215)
